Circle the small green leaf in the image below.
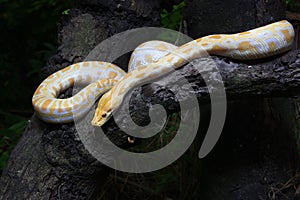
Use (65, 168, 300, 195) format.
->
(8, 120, 27, 135)
(0, 152, 9, 170)
(62, 9, 70, 15)
(161, 1, 186, 30)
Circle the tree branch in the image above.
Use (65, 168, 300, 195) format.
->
(108, 49, 300, 129)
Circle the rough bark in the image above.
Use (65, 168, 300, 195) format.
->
(0, 0, 299, 200)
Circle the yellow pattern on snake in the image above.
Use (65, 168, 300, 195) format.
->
(31, 20, 294, 126)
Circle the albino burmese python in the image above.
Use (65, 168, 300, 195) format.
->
(32, 20, 295, 126)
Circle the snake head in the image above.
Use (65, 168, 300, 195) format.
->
(92, 91, 113, 126)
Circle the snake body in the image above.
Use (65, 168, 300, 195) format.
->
(32, 20, 295, 125)
(32, 41, 175, 123)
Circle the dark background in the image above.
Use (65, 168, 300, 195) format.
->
(0, 0, 73, 171)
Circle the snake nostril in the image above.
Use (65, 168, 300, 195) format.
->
(102, 113, 107, 118)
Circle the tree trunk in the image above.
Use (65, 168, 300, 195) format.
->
(0, 0, 162, 199)
(0, 0, 299, 199)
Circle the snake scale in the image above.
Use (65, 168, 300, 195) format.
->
(32, 20, 295, 126)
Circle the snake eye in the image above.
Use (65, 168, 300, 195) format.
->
(101, 113, 107, 118)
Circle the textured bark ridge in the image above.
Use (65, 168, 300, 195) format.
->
(0, 0, 299, 199)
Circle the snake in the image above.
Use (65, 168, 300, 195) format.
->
(32, 20, 295, 126)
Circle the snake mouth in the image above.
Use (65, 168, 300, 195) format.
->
(91, 111, 112, 127)
(91, 116, 104, 127)
(91, 118, 101, 127)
